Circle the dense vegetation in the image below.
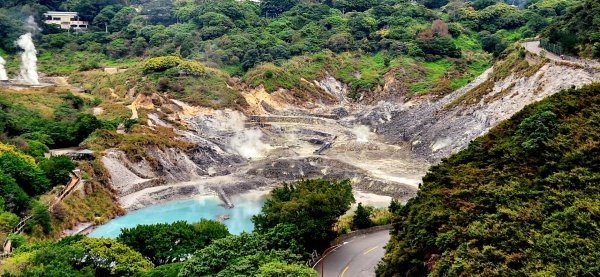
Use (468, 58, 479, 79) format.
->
(377, 83, 600, 276)
(117, 219, 229, 266)
(1, 179, 358, 276)
(0, 0, 576, 100)
(542, 0, 600, 57)
(0, 0, 596, 276)
(0, 88, 121, 248)
(0, 91, 102, 149)
(252, 179, 354, 251)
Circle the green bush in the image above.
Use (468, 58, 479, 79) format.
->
(175, 60, 206, 76)
(39, 155, 76, 186)
(143, 56, 183, 73)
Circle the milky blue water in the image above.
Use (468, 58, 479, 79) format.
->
(89, 192, 267, 238)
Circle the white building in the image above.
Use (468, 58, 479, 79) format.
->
(43, 11, 89, 30)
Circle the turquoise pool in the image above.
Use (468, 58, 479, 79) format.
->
(89, 192, 267, 238)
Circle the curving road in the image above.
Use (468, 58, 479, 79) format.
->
(315, 230, 390, 277)
(521, 41, 600, 68)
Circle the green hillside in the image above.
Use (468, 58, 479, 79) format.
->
(0, 0, 574, 100)
(377, 83, 600, 276)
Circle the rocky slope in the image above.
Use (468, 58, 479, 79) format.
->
(371, 46, 600, 162)
(98, 44, 600, 210)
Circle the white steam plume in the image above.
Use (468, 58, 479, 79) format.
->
(230, 128, 270, 159)
(351, 125, 371, 143)
(17, 16, 40, 85)
(209, 110, 271, 159)
(0, 56, 7, 81)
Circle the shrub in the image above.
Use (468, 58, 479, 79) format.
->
(143, 56, 183, 73)
(39, 155, 76, 186)
(352, 203, 373, 229)
(175, 60, 206, 76)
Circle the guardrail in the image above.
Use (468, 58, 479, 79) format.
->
(331, 224, 391, 246)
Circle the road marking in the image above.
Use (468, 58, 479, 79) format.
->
(340, 265, 349, 277)
(363, 245, 379, 255)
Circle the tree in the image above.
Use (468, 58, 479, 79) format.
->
(178, 232, 268, 276)
(419, 0, 449, 9)
(0, 172, 29, 214)
(479, 31, 508, 57)
(417, 37, 461, 58)
(0, 209, 19, 232)
(242, 48, 260, 70)
(347, 13, 377, 40)
(76, 237, 153, 276)
(0, 152, 52, 196)
(21, 240, 94, 277)
(333, 0, 379, 12)
(63, 0, 125, 21)
(25, 139, 50, 160)
(377, 84, 600, 276)
(352, 203, 373, 229)
(252, 179, 355, 252)
(106, 38, 129, 58)
(27, 200, 52, 234)
(431, 19, 450, 37)
(260, 0, 299, 17)
(136, 263, 183, 277)
(117, 220, 229, 265)
(39, 155, 76, 186)
(472, 0, 496, 10)
(255, 261, 317, 277)
(513, 108, 557, 152)
(93, 5, 117, 31)
(70, 114, 101, 143)
(179, 226, 309, 277)
(327, 32, 353, 52)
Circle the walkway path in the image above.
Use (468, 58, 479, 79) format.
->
(521, 41, 600, 68)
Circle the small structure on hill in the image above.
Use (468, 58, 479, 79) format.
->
(67, 149, 95, 160)
(43, 11, 88, 30)
(49, 148, 95, 160)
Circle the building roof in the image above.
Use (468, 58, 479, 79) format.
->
(43, 11, 79, 15)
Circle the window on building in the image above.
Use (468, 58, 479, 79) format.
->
(53, 17, 60, 20)
(79, 25, 87, 28)
(71, 24, 77, 28)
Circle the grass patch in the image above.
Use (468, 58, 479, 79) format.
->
(0, 87, 83, 118)
(408, 59, 454, 95)
(450, 59, 491, 90)
(454, 34, 481, 52)
(495, 27, 527, 43)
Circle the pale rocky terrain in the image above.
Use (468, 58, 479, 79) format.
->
(99, 43, 600, 210)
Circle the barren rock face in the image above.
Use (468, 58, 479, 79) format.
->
(102, 47, 600, 211)
(375, 61, 600, 163)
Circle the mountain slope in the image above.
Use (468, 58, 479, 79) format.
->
(377, 83, 600, 276)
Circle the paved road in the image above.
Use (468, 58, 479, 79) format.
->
(315, 230, 390, 277)
(521, 41, 600, 68)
